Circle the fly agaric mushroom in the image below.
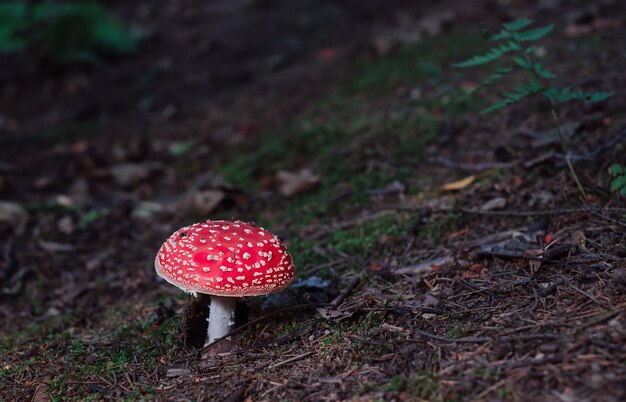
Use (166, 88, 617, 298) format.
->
(155, 220, 295, 345)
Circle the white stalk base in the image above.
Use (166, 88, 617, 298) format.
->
(206, 296, 236, 345)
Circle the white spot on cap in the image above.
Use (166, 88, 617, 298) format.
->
(202, 267, 211, 272)
(243, 252, 251, 260)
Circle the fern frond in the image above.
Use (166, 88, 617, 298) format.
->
(491, 30, 512, 41)
(482, 78, 543, 114)
(586, 91, 614, 102)
(513, 56, 532, 70)
(611, 164, 626, 175)
(454, 41, 520, 67)
(503, 18, 534, 31)
(543, 86, 614, 103)
(482, 98, 515, 114)
(471, 67, 514, 93)
(610, 175, 626, 193)
(514, 24, 554, 41)
(533, 63, 556, 78)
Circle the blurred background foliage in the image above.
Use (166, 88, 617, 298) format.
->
(0, 1, 139, 63)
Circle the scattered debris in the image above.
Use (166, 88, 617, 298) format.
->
(0, 202, 28, 235)
(276, 169, 321, 197)
(393, 255, 453, 276)
(190, 189, 226, 215)
(480, 197, 507, 211)
(440, 175, 476, 191)
(110, 162, 161, 187)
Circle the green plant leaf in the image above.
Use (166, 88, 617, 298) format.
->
(0, 2, 138, 62)
(533, 63, 556, 78)
(481, 98, 515, 114)
(543, 86, 614, 103)
(471, 66, 514, 93)
(491, 31, 511, 41)
(514, 24, 554, 41)
(483, 78, 543, 113)
(611, 164, 626, 175)
(610, 175, 626, 192)
(513, 56, 532, 70)
(503, 18, 534, 31)
(454, 41, 519, 67)
(587, 91, 614, 102)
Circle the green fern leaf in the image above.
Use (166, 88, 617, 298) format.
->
(471, 67, 514, 92)
(482, 98, 515, 114)
(513, 24, 554, 41)
(513, 56, 532, 70)
(544, 86, 614, 103)
(611, 164, 626, 175)
(491, 30, 511, 41)
(533, 63, 556, 78)
(454, 42, 519, 67)
(610, 175, 626, 192)
(587, 91, 614, 102)
(503, 18, 534, 31)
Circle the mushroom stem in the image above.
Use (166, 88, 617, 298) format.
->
(207, 296, 237, 345)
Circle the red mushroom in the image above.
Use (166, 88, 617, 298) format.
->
(155, 220, 295, 345)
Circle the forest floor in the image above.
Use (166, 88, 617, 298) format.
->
(1, 0, 625, 401)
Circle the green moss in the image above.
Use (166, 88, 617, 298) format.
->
(385, 371, 438, 399)
(353, 33, 483, 92)
(0, 301, 182, 400)
(287, 212, 408, 273)
(447, 322, 465, 339)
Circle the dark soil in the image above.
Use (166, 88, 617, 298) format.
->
(1, 0, 625, 401)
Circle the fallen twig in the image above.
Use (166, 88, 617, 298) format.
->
(330, 276, 360, 308)
(413, 328, 490, 343)
(393, 255, 453, 276)
(271, 351, 313, 369)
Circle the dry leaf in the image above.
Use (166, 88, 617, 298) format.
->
(31, 380, 51, 402)
(191, 190, 225, 215)
(440, 175, 476, 191)
(316, 307, 353, 323)
(276, 169, 321, 197)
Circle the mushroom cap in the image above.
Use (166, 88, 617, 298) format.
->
(155, 220, 295, 296)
